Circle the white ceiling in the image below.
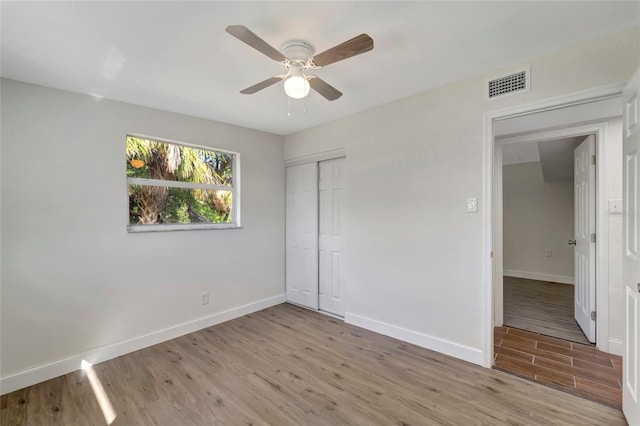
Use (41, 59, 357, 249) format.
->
(502, 143, 540, 166)
(2, 2, 638, 136)
(502, 136, 586, 182)
(537, 136, 585, 182)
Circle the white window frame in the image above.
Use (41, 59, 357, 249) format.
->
(126, 134, 241, 233)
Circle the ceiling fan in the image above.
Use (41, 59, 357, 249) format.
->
(225, 25, 374, 101)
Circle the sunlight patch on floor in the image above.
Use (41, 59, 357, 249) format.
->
(81, 360, 117, 425)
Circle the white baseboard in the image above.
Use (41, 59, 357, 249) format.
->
(608, 338, 623, 356)
(504, 269, 574, 285)
(0, 294, 286, 396)
(345, 312, 484, 366)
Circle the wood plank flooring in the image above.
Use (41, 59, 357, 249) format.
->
(494, 326, 623, 409)
(1, 303, 626, 425)
(503, 276, 591, 344)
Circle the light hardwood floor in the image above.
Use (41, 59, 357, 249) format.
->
(503, 276, 591, 344)
(1, 303, 625, 425)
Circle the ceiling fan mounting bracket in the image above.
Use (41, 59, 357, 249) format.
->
(281, 40, 314, 62)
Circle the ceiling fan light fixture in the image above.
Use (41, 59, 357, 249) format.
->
(226, 25, 373, 101)
(284, 74, 310, 99)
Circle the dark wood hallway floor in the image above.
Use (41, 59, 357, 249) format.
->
(494, 326, 622, 408)
(503, 276, 591, 344)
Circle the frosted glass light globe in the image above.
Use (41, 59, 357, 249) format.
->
(284, 75, 310, 99)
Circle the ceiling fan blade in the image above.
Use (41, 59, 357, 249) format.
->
(309, 77, 343, 101)
(226, 25, 286, 62)
(312, 34, 373, 67)
(240, 76, 283, 94)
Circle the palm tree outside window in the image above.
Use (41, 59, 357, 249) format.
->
(126, 135, 239, 231)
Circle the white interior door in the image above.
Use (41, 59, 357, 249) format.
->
(623, 67, 640, 425)
(573, 135, 596, 342)
(318, 158, 346, 316)
(286, 163, 318, 309)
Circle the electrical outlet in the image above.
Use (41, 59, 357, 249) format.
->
(545, 249, 552, 258)
(201, 292, 209, 305)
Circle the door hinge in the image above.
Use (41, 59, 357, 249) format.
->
(590, 233, 596, 243)
(590, 311, 596, 321)
(591, 155, 596, 165)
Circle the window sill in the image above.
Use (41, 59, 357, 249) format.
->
(127, 223, 242, 233)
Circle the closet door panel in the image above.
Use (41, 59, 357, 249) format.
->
(286, 163, 318, 309)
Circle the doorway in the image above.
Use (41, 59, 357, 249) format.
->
(285, 156, 346, 317)
(485, 93, 626, 408)
(500, 133, 594, 345)
(491, 114, 621, 354)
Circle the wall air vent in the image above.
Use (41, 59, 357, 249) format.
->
(486, 66, 530, 100)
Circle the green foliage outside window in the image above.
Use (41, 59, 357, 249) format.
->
(126, 136, 235, 225)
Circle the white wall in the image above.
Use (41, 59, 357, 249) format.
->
(0, 80, 285, 391)
(284, 28, 639, 363)
(502, 161, 574, 283)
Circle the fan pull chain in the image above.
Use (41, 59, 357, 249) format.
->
(287, 96, 291, 117)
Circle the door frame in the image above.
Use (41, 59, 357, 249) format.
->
(284, 148, 347, 316)
(285, 148, 346, 167)
(494, 124, 608, 347)
(482, 82, 626, 368)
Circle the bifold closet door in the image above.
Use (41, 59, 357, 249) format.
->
(285, 163, 318, 309)
(318, 158, 346, 316)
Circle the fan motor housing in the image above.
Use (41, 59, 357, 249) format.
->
(281, 40, 314, 61)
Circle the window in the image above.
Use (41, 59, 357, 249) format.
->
(126, 135, 240, 232)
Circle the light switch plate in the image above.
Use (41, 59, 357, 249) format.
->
(466, 197, 478, 213)
(609, 199, 622, 215)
